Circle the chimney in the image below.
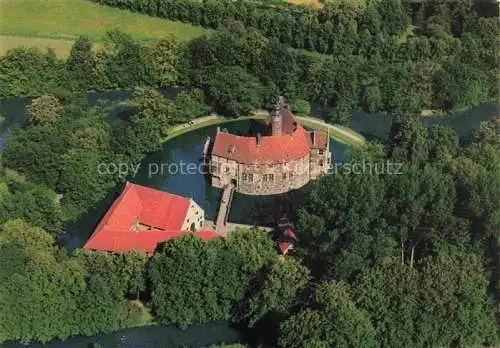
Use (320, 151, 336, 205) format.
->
(256, 133, 262, 146)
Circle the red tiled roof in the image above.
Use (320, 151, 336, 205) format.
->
(281, 105, 299, 135)
(212, 125, 311, 164)
(211, 102, 328, 164)
(279, 242, 293, 255)
(84, 183, 217, 254)
(306, 131, 328, 149)
(133, 184, 190, 230)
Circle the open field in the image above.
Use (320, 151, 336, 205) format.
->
(0, 35, 104, 57)
(287, 0, 323, 7)
(0, 0, 209, 56)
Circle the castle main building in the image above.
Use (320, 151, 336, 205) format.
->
(204, 97, 331, 195)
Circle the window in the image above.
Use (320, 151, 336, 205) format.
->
(263, 174, 274, 182)
(319, 150, 324, 155)
(289, 172, 294, 179)
(242, 173, 247, 181)
(225, 166, 230, 173)
(319, 160, 324, 166)
(210, 165, 217, 173)
(283, 173, 287, 180)
(248, 174, 253, 182)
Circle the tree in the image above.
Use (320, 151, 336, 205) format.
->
(0, 180, 63, 236)
(2, 123, 70, 187)
(384, 165, 456, 266)
(354, 261, 420, 348)
(149, 229, 276, 327)
(426, 124, 459, 165)
(149, 236, 225, 327)
(0, 47, 72, 97)
(173, 88, 210, 122)
(296, 167, 387, 279)
(203, 66, 263, 116)
(474, 118, 500, 146)
(279, 282, 377, 348)
(388, 114, 429, 167)
(418, 250, 498, 347)
(245, 257, 310, 327)
(58, 149, 113, 218)
(328, 102, 352, 126)
(116, 86, 174, 159)
(101, 30, 156, 88)
(150, 36, 180, 86)
(26, 94, 63, 126)
(434, 59, 489, 111)
(67, 36, 96, 89)
(0, 219, 85, 344)
(291, 99, 311, 116)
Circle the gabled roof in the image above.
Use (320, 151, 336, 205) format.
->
(211, 125, 311, 164)
(84, 183, 217, 254)
(279, 242, 294, 255)
(306, 130, 328, 150)
(210, 100, 328, 164)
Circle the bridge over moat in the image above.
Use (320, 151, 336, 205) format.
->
(204, 182, 273, 236)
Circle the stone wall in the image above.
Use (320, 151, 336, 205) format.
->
(309, 148, 331, 179)
(181, 199, 205, 231)
(209, 155, 311, 195)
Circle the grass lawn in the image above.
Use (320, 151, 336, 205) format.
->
(298, 118, 364, 148)
(287, 0, 323, 7)
(0, 35, 103, 57)
(162, 115, 267, 143)
(0, 0, 209, 56)
(163, 114, 364, 149)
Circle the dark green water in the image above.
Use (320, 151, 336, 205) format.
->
(2, 322, 240, 348)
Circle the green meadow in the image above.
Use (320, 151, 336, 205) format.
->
(0, 0, 210, 56)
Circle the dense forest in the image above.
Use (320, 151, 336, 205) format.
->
(1, 0, 499, 118)
(0, 0, 499, 346)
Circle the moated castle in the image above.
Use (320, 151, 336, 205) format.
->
(204, 97, 331, 195)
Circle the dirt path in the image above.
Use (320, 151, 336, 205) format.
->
(167, 113, 365, 146)
(168, 114, 219, 133)
(296, 116, 365, 144)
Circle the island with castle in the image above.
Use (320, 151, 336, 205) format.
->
(83, 97, 332, 255)
(203, 97, 331, 195)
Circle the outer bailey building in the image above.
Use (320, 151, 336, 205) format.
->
(204, 97, 331, 195)
(84, 183, 217, 254)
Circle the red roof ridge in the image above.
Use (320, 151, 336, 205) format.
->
(84, 183, 211, 254)
(85, 182, 140, 247)
(212, 125, 312, 164)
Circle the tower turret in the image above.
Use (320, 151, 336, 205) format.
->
(271, 96, 283, 136)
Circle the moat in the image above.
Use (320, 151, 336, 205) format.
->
(63, 119, 350, 252)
